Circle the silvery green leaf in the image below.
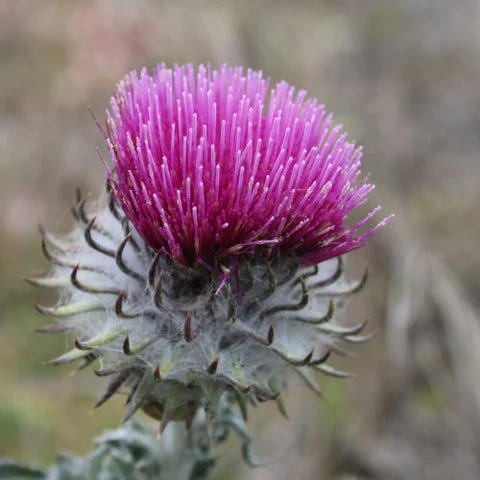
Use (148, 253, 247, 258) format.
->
(0, 460, 46, 480)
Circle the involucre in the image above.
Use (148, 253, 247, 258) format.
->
(31, 63, 392, 435)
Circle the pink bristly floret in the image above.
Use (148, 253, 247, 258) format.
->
(105, 63, 391, 266)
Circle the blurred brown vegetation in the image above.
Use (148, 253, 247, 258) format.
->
(0, 1, 479, 479)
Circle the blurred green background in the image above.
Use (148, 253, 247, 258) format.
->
(1, 1, 479, 479)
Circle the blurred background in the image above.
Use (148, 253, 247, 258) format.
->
(1, 1, 479, 479)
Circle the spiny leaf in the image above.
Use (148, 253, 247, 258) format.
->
(70, 264, 121, 295)
(314, 363, 351, 378)
(123, 369, 156, 422)
(115, 291, 142, 319)
(261, 276, 309, 317)
(46, 348, 92, 366)
(115, 234, 144, 282)
(267, 324, 274, 345)
(317, 319, 368, 336)
(343, 332, 374, 344)
(293, 367, 323, 397)
(309, 256, 343, 288)
(123, 335, 158, 356)
(84, 217, 115, 257)
(271, 346, 314, 366)
(207, 356, 220, 374)
(34, 300, 104, 317)
(291, 298, 334, 325)
(268, 379, 288, 419)
(95, 371, 130, 409)
(234, 391, 249, 422)
(25, 276, 70, 288)
(319, 265, 368, 296)
(75, 327, 127, 350)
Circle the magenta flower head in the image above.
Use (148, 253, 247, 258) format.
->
(106, 64, 385, 267)
(32, 63, 391, 434)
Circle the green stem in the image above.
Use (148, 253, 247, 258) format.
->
(159, 420, 209, 480)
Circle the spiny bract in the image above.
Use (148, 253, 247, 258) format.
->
(31, 63, 391, 433)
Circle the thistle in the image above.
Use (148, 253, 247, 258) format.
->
(31, 64, 391, 436)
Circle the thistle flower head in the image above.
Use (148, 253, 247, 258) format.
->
(32, 63, 391, 434)
(106, 63, 386, 267)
